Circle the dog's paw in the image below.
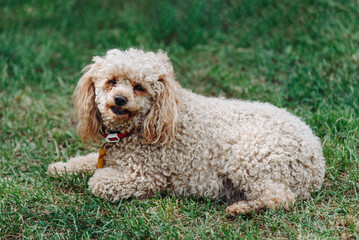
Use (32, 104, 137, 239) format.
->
(226, 201, 253, 215)
(47, 162, 72, 176)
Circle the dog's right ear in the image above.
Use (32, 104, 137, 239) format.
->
(73, 65, 102, 142)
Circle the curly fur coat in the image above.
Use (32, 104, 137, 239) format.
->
(48, 48, 325, 215)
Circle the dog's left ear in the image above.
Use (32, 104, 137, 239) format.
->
(143, 51, 183, 145)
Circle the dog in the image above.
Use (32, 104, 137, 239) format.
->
(48, 48, 325, 215)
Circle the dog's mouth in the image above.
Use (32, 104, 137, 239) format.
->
(110, 106, 130, 116)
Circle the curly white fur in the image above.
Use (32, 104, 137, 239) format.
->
(48, 48, 325, 215)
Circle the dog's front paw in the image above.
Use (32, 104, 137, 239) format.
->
(47, 162, 73, 176)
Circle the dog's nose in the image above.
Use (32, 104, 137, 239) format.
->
(114, 95, 128, 106)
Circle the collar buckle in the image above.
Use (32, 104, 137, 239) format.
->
(102, 131, 131, 143)
(104, 133, 121, 143)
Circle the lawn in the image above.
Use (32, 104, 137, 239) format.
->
(1, 0, 358, 239)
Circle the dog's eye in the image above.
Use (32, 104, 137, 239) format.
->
(134, 84, 145, 92)
(107, 79, 117, 85)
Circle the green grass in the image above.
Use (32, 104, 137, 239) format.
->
(1, 0, 359, 238)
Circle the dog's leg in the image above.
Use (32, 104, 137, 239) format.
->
(47, 152, 98, 176)
(226, 180, 296, 215)
(88, 167, 165, 201)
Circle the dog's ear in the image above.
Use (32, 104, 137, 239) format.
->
(73, 65, 101, 142)
(143, 51, 182, 145)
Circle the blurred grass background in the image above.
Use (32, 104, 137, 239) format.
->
(1, 0, 359, 239)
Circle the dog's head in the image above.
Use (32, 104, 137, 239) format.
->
(73, 48, 182, 144)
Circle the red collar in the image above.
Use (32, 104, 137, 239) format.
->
(102, 132, 131, 143)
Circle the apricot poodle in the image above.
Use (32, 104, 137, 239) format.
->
(48, 48, 325, 215)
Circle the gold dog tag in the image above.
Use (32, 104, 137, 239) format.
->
(97, 143, 107, 168)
